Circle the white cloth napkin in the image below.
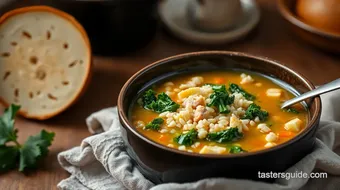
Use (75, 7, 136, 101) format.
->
(58, 90, 340, 190)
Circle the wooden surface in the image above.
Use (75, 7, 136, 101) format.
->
(1, 0, 340, 189)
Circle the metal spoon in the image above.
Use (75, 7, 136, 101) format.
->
(281, 78, 340, 109)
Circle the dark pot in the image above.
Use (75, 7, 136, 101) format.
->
(117, 51, 321, 184)
(24, 0, 159, 56)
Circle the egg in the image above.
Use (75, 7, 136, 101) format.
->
(296, 0, 340, 34)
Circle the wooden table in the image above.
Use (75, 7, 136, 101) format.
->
(1, 0, 339, 189)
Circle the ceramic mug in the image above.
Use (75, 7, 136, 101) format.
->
(188, 0, 243, 32)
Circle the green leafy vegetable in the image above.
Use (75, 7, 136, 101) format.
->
(243, 103, 269, 121)
(0, 104, 55, 173)
(206, 128, 243, 143)
(283, 108, 300, 114)
(142, 89, 179, 113)
(0, 145, 18, 172)
(141, 89, 157, 109)
(19, 130, 55, 171)
(206, 84, 226, 92)
(0, 105, 20, 145)
(144, 118, 164, 131)
(229, 83, 255, 100)
(174, 129, 198, 146)
(206, 84, 234, 113)
(229, 146, 247, 153)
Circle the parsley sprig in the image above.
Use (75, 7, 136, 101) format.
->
(0, 104, 55, 172)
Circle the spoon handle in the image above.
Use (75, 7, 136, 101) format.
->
(281, 78, 340, 109)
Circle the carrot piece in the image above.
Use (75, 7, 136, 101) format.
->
(278, 131, 293, 138)
(159, 135, 169, 142)
(214, 77, 225, 84)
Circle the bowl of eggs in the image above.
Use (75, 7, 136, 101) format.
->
(278, 0, 340, 53)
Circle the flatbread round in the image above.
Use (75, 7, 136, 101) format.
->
(0, 6, 92, 120)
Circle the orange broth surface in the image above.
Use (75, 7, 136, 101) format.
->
(130, 71, 308, 154)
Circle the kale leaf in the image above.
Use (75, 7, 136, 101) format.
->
(229, 83, 255, 100)
(144, 118, 164, 131)
(142, 89, 179, 113)
(229, 146, 247, 153)
(174, 129, 198, 146)
(206, 84, 234, 113)
(206, 128, 243, 143)
(141, 89, 157, 110)
(243, 103, 269, 121)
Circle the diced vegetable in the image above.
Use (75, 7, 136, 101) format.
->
(240, 74, 254, 84)
(214, 77, 225, 84)
(264, 142, 276, 148)
(174, 129, 198, 146)
(266, 88, 282, 97)
(206, 84, 234, 113)
(142, 89, 180, 113)
(159, 135, 169, 142)
(199, 145, 226, 154)
(229, 146, 247, 153)
(144, 118, 164, 131)
(206, 128, 243, 143)
(257, 123, 271, 133)
(177, 87, 201, 99)
(265, 132, 278, 142)
(278, 131, 293, 138)
(229, 83, 255, 100)
(243, 103, 269, 121)
(284, 118, 302, 132)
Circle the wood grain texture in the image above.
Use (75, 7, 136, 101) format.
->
(0, 0, 339, 189)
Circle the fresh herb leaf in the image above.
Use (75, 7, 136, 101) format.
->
(144, 118, 164, 131)
(0, 145, 19, 172)
(206, 128, 243, 143)
(174, 129, 198, 146)
(0, 104, 55, 173)
(207, 84, 234, 113)
(243, 103, 269, 121)
(19, 130, 55, 171)
(229, 83, 255, 100)
(283, 108, 300, 114)
(142, 90, 179, 113)
(229, 146, 247, 153)
(0, 105, 20, 145)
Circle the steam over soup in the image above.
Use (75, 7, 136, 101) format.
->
(130, 71, 307, 154)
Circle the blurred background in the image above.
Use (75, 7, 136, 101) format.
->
(0, 0, 340, 189)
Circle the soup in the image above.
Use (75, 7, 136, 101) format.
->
(130, 71, 307, 155)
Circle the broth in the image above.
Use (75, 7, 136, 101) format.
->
(130, 71, 307, 154)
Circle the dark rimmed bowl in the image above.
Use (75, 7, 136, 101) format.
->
(117, 51, 321, 184)
(277, 0, 340, 53)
